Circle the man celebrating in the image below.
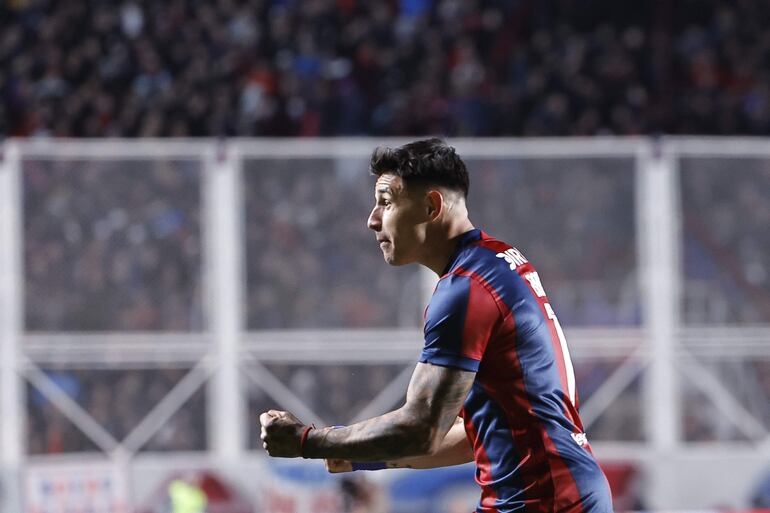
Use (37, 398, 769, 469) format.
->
(260, 139, 613, 513)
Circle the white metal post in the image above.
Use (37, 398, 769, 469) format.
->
(636, 141, 682, 507)
(204, 143, 246, 460)
(0, 141, 24, 511)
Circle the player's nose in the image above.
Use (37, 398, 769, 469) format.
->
(367, 207, 381, 231)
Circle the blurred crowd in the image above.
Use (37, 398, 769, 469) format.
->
(244, 155, 639, 329)
(21, 150, 770, 457)
(244, 157, 423, 329)
(27, 368, 207, 454)
(678, 157, 770, 443)
(682, 358, 770, 442)
(3, 0, 770, 137)
(24, 151, 770, 454)
(24, 157, 203, 331)
(25, 360, 645, 456)
(8, 0, 768, 466)
(681, 157, 770, 324)
(469, 157, 639, 325)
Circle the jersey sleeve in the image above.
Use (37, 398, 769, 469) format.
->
(420, 273, 500, 372)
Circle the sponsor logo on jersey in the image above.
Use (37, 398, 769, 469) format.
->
(571, 432, 589, 447)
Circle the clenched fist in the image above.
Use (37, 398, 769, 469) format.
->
(259, 410, 307, 457)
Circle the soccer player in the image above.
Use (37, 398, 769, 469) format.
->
(260, 138, 614, 513)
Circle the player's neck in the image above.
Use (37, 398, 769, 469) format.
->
(420, 218, 475, 276)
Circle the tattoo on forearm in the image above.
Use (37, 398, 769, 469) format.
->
(303, 363, 475, 461)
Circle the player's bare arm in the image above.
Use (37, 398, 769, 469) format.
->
(260, 362, 475, 461)
(385, 415, 472, 469)
(326, 416, 472, 473)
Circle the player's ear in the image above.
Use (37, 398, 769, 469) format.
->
(425, 189, 443, 221)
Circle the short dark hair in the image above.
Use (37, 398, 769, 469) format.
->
(369, 138, 469, 197)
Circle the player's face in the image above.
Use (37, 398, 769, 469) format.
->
(367, 173, 429, 266)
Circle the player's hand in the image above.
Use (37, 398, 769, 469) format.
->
(325, 458, 353, 473)
(259, 410, 305, 458)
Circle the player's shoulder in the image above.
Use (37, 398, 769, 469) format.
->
(449, 230, 531, 277)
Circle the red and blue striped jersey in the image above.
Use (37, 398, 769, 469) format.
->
(420, 229, 613, 513)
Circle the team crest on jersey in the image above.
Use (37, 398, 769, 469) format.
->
(571, 432, 589, 447)
(496, 248, 528, 269)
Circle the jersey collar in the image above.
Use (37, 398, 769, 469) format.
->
(441, 228, 482, 276)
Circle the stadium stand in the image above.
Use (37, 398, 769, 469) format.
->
(3, 1, 770, 137)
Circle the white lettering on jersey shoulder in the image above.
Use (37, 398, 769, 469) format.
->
(496, 247, 528, 270)
(571, 432, 589, 447)
(524, 271, 546, 298)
